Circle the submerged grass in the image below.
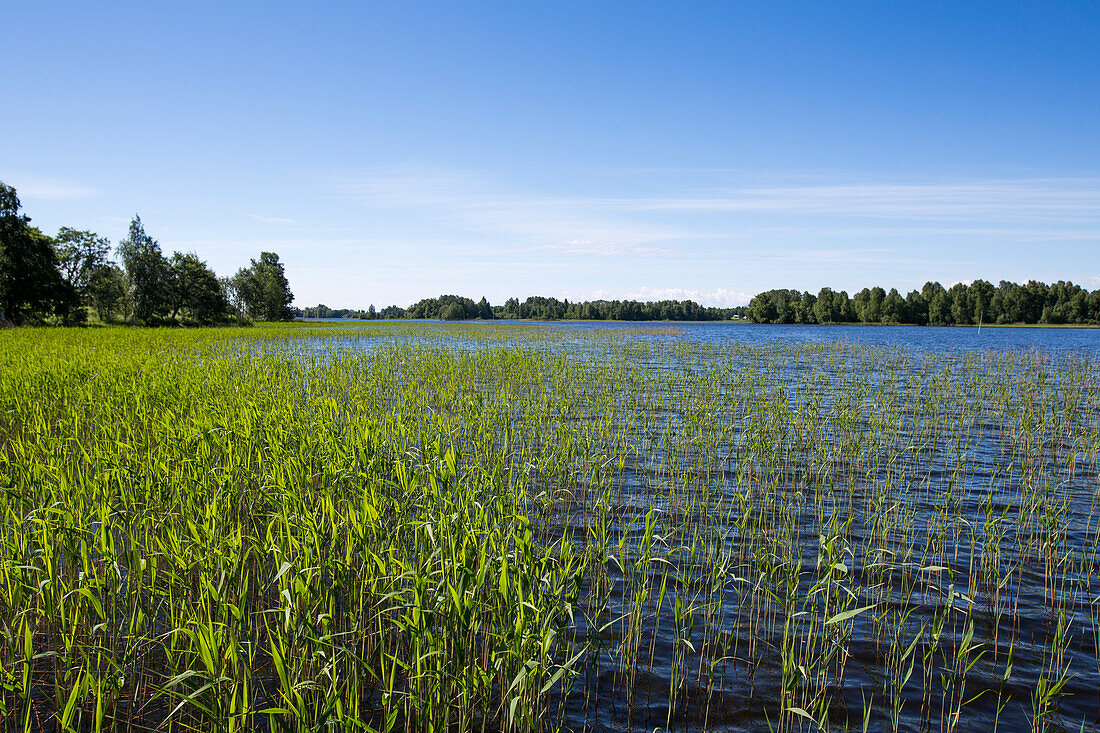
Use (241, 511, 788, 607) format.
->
(1, 322, 1099, 732)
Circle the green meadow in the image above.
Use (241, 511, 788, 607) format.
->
(2, 322, 1099, 732)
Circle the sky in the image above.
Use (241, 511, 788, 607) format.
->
(3, 1, 1099, 308)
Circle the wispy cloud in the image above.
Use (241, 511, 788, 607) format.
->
(624, 286, 753, 308)
(742, 225, 1100, 243)
(331, 166, 1100, 254)
(169, 236, 419, 254)
(627, 179, 1100, 223)
(750, 247, 965, 268)
(3, 174, 100, 200)
(248, 214, 296, 224)
(756, 247, 898, 264)
(331, 163, 689, 255)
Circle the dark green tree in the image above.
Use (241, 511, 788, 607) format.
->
(477, 296, 493, 320)
(904, 290, 928, 325)
(54, 228, 111, 298)
(971, 279, 995, 324)
(992, 281, 1020, 323)
(379, 304, 405, 319)
(743, 279, 1100, 326)
(814, 287, 837, 323)
(834, 291, 854, 322)
(441, 302, 465, 320)
(1023, 280, 1049, 323)
(233, 252, 294, 321)
(0, 182, 70, 324)
(852, 287, 886, 323)
(117, 215, 170, 323)
(167, 252, 228, 324)
(1087, 290, 1100, 324)
(86, 263, 128, 321)
(796, 291, 817, 323)
(947, 283, 973, 325)
(928, 290, 952, 325)
(921, 281, 946, 310)
(881, 288, 906, 323)
(747, 291, 779, 323)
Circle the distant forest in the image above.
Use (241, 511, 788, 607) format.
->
(300, 295, 748, 322)
(746, 281, 1100, 326)
(302, 280, 1100, 327)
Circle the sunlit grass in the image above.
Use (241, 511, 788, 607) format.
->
(1, 323, 1098, 731)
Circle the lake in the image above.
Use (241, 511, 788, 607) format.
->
(307, 321, 1100, 732)
(3, 322, 1099, 732)
(307, 317, 1100, 356)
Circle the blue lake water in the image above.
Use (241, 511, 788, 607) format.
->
(301, 319, 1100, 732)
(305, 318, 1100, 357)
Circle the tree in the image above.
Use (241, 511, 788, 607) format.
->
(928, 290, 952, 326)
(233, 251, 294, 321)
(904, 290, 928, 325)
(86, 263, 128, 321)
(992, 281, 1020, 324)
(881, 288, 906, 324)
(796, 291, 817, 323)
(948, 283, 973, 325)
(867, 287, 886, 323)
(167, 252, 228, 324)
(379, 304, 405, 319)
(741, 279, 1100, 326)
(477, 296, 493, 320)
(52, 227, 114, 323)
(921, 282, 946, 311)
(814, 287, 837, 323)
(1023, 280, 1049, 323)
(441, 302, 465, 320)
(117, 215, 169, 323)
(0, 182, 70, 325)
(1087, 289, 1100, 324)
(53, 228, 111, 297)
(834, 291, 855, 322)
(970, 279, 995, 324)
(852, 288, 884, 323)
(747, 290, 785, 323)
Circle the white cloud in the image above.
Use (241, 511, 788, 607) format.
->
(3, 174, 99, 200)
(628, 179, 1100, 222)
(331, 166, 1100, 257)
(624, 286, 752, 308)
(168, 236, 420, 254)
(750, 247, 966, 268)
(248, 214, 296, 224)
(756, 247, 897, 264)
(745, 225, 1100, 242)
(331, 163, 689, 255)
(545, 239, 675, 256)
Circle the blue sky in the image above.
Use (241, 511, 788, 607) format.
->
(3, 1, 1099, 308)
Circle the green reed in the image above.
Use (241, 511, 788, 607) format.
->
(1, 322, 1099, 731)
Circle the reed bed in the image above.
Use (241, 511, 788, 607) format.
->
(1, 322, 1098, 732)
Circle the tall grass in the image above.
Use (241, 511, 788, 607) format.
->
(1, 322, 1098, 731)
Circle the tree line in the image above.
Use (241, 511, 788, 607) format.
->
(497, 296, 745, 321)
(299, 295, 749, 321)
(747, 281, 1100, 326)
(0, 181, 294, 326)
